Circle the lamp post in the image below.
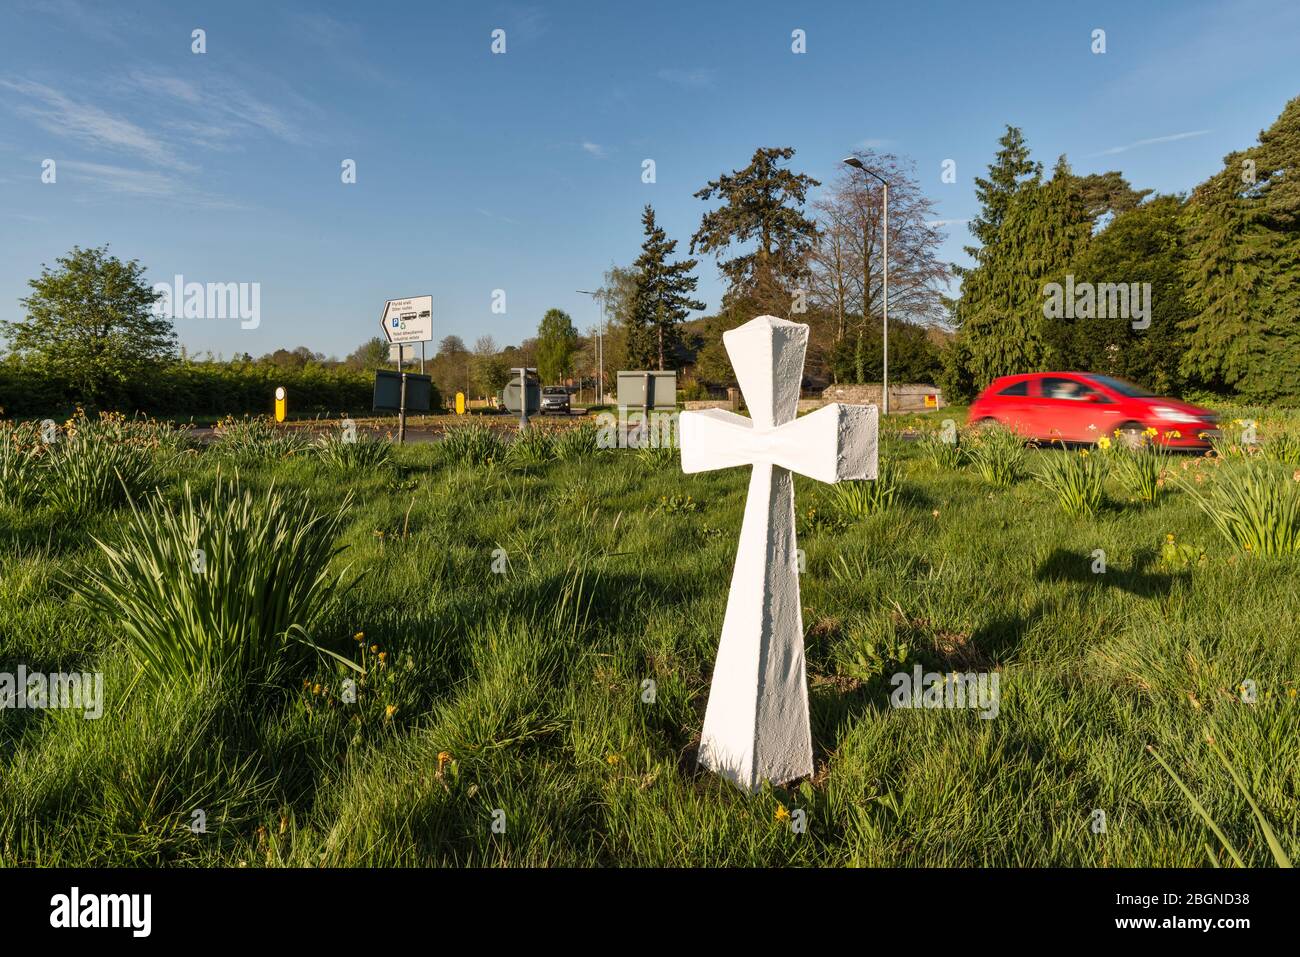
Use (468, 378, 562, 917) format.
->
(577, 288, 605, 405)
(841, 156, 890, 416)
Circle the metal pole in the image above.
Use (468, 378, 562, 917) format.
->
(420, 340, 425, 375)
(882, 182, 889, 417)
(398, 344, 407, 444)
(518, 367, 529, 430)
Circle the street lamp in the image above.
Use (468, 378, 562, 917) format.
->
(841, 156, 890, 416)
(577, 289, 606, 405)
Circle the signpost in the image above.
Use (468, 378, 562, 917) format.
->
(378, 296, 433, 444)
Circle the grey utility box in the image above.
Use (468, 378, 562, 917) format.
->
(501, 374, 541, 415)
(617, 371, 677, 411)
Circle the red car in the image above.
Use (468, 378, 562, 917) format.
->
(967, 372, 1218, 448)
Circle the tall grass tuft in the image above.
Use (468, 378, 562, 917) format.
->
(825, 457, 897, 518)
(43, 424, 157, 513)
(314, 431, 392, 470)
(1148, 720, 1293, 867)
(506, 426, 557, 467)
(0, 421, 46, 508)
(919, 428, 964, 470)
(74, 479, 353, 686)
(211, 415, 307, 464)
(1034, 445, 1106, 517)
(967, 423, 1026, 487)
(438, 422, 505, 466)
(552, 422, 602, 461)
(1263, 429, 1300, 467)
(1107, 430, 1173, 504)
(1185, 460, 1300, 555)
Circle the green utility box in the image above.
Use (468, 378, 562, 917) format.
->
(373, 370, 433, 412)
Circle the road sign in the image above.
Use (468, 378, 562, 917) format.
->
(379, 296, 433, 345)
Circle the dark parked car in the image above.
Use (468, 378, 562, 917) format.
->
(967, 372, 1218, 447)
(540, 386, 571, 415)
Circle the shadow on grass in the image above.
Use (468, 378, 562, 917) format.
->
(1034, 546, 1188, 598)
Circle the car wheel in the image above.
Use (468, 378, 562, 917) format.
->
(1115, 421, 1145, 450)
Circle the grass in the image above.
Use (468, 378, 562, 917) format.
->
(0, 409, 1296, 866)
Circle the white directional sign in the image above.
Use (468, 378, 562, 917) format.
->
(379, 295, 433, 345)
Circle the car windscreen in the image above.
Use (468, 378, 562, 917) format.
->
(1082, 374, 1154, 398)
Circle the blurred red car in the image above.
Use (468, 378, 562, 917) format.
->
(967, 372, 1218, 447)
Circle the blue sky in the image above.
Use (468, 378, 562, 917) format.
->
(1, 0, 1296, 359)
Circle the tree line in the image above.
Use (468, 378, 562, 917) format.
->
(4, 93, 1297, 414)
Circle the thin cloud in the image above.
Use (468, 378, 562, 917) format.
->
(125, 70, 307, 145)
(581, 141, 608, 159)
(58, 160, 241, 209)
(656, 67, 716, 88)
(926, 218, 969, 227)
(1091, 129, 1212, 157)
(859, 138, 895, 149)
(0, 78, 195, 171)
(477, 208, 520, 225)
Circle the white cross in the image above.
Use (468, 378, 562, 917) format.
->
(679, 315, 877, 791)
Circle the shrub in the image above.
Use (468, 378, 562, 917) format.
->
(967, 423, 1026, 487)
(1034, 445, 1106, 517)
(1185, 460, 1300, 555)
(74, 479, 352, 686)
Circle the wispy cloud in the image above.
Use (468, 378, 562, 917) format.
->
(859, 138, 896, 149)
(57, 160, 241, 209)
(581, 141, 607, 159)
(656, 67, 716, 88)
(124, 70, 308, 145)
(1091, 129, 1212, 157)
(477, 208, 520, 225)
(926, 218, 969, 228)
(0, 78, 195, 171)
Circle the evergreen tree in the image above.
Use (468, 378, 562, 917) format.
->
(627, 205, 706, 370)
(963, 126, 1042, 258)
(1042, 194, 1189, 394)
(959, 157, 1092, 388)
(690, 146, 820, 319)
(1179, 96, 1300, 399)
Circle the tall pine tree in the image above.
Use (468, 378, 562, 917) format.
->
(627, 205, 706, 370)
(959, 157, 1092, 388)
(1180, 96, 1300, 399)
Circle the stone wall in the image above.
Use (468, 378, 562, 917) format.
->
(820, 383, 944, 411)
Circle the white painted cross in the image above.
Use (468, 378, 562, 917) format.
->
(679, 316, 878, 791)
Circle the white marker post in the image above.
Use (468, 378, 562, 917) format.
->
(679, 316, 878, 791)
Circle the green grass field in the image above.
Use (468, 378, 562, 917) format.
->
(0, 408, 1296, 867)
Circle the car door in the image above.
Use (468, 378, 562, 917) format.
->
(1036, 376, 1115, 442)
